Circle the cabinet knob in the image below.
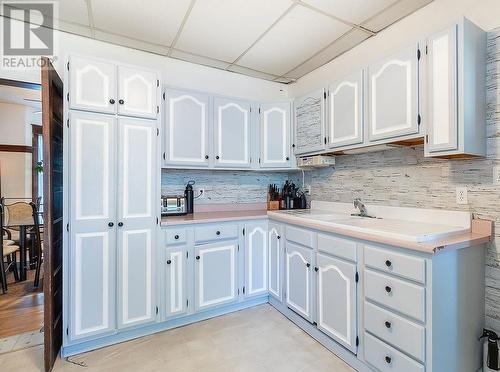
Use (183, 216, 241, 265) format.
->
(216, 155, 220, 160)
(216, 230, 221, 236)
(385, 285, 392, 294)
(314, 267, 319, 272)
(109, 98, 115, 104)
(385, 321, 392, 329)
(174, 235, 179, 240)
(118, 222, 124, 227)
(292, 144, 295, 148)
(306, 262, 311, 268)
(166, 259, 171, 265)
(205, 155, 209, 160)
(119, 99, 124, 104)
(277, 235, 281, 240)
(108, 222, 114, 227)
(385, 259, 392, 268)
(385, 356, 392, 364)
(196, 255, 200, 260)
(286, 156, 290, 161)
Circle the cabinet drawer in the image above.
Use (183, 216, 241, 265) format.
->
(364, 332, 424, 372)
(365, 245, 425, 284)
(365, 301, 425, 362)
(318, 233, 357, 262)
(195, 224, 238, 243)
(365, 269, 425, 322)
(285, 225, 314, 248)
(165, 228, 187, 245)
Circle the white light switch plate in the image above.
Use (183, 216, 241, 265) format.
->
(456, 186, 468, 205)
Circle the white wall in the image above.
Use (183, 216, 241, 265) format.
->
(289, 0, 500, 97)
(0, 102, 31, 145)
(0, 20, 287, 102)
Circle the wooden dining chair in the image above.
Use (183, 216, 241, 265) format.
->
(0, 204, 20, 294)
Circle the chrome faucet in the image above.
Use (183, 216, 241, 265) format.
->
(351, 198, 375, 218)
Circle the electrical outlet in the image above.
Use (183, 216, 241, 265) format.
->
(494, 166, 500, 185)
(456, 186, 468, 205)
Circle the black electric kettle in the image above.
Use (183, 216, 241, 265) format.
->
(481, 328, 500, 370)
(184, 180, 195, 214)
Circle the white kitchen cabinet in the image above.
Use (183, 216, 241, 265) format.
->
(116, 117, 157, 329)
(328, 70, 364, 148)
(244, 222, 267, 297)
(425, 19, 486, 157)
(268, 223, 283, 302)
(294, 90, 325, 155)
(368, 43, 420, 141)
(213, 97, 252, 168)
(195, 240, 238, 311)
(286, 242, 314, 322)
(164, 89, 210, 167)
(69, 56, 117, 114)
(117, 66, 158, 119)
(260, 102, 292, 168)
(316, 253, 357, 353)
(165, 246, 188, 318)
(68, 111, 117, 340)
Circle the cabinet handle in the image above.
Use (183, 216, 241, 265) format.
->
(108, 222, 114, 227)
(216, 231, 221, 236)
(286, 156, 290, 161)
(118, 222, 124, 227)
(118, 99, 124, 104)
(109, 98, 115, 104)
(292, 144, 295, 148)
(196, 255, 200, 260)
(385, 285, 392, 294)
(277, 235, 281, 240)
(205, 155, 209, 160)
(385, 321, 392, 329)
(174, 235, 179, 240)
(306, 263, 311, 268)
(216, 155, 220, 160)
(166, 259, 171, 265)
(385, 259, 392, 268)
(314, 267, 319, 272)
(385, 356, 392, 364)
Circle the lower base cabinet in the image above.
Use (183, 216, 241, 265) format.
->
(286, 242, 314, 322)
(195, 240, 238, 311)
(165, 246, 188, 318)
(268, 222, 283, 301)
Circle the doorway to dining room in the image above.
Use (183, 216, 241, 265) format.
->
(0, 79, 45, 354)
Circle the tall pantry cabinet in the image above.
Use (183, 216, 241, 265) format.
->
(66, 55, 160, 341)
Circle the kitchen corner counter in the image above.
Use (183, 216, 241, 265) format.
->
(161, 208, 268, 226)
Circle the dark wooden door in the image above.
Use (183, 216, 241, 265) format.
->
(41, 57, 64, 372)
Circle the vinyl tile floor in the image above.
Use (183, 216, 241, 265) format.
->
(0, 304, 355, 372)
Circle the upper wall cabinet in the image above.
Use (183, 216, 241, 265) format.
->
(69, 56, 159, 119)
(69, 56, 117, 114)
(367, 43, 420, 142)
(117, 66, 159, 119)
(213, 97, 252, 168)
(164, 89, 210, 167)
(328, 70, 364, 149)
(425, 19, 486, 158)
(294, 90, 326, 155)
(260, 102, 292, 168)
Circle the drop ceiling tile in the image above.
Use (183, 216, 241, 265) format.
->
(238, 5, 350, 76)
(361, 0, 433, 32)
(228, 65, 280, 81)
(2, 0, 89, 26)
(92, 0, 192, 46)
(175, 0, 292, 62)
(170, 49, 231, 70)
(301, 0, 398, 24)
(94, 30, 170, 55)
(285, 28, 370, 79)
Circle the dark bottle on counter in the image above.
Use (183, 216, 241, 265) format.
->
(185, 180, 195, 214)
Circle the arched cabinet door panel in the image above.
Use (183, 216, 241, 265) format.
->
(260, 102, 291, 168)
(316, 253, 357, 353)
(69, 56, 116, 114)
(164, 89, 210, 167)
(268, 224, 283, 301)
(165, 246, 187, 318)
(244, 222, 268, 297)
(286, 242, 314, 323)
(118, 66, 158, 119)
(328, 70, 364, 148)
(368, 43, 420, 142)
(214, 97, 252, 168)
